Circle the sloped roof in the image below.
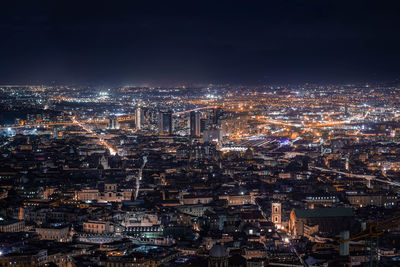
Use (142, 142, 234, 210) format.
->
(210, 244, 227, 258)
(293, 207, 353, 219)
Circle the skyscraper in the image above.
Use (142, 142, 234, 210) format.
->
(200, 118, 207, 134)
(135, 108, 144, 130)
(190, 111, 200, 137)
(213, 108, 222, 125)
(108, 117, 119, 129)
(158, 111, 172, 135)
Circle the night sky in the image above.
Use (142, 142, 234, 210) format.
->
(1, 0, 400, 85)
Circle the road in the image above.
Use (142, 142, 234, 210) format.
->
(312, 166, 400, 187)
(71, 117, 118, 155)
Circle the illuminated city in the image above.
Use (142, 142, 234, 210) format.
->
(1, 1, 400, 267)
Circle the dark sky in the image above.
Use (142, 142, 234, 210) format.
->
(1, 0, 400, 85)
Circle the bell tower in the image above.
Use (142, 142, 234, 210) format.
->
(271, 202, 281, 226)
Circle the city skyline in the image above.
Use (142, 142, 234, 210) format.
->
(1, 1, 400, 266)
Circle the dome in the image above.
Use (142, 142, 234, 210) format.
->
(209, 244, 227, 258)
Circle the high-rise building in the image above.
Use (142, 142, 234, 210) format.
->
(200, 118, 207, 134)
(108, 117, 119, 129)
(158, 111, 172, 135)
(213, 108, 222, 124)
(135, 108, 144, 130)
(190, 111, 201, 137)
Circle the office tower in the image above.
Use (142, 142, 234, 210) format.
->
(158, 111, 173, 135)
(108, 117, 119, 129)
(190, 111, 201, 137)
(135, 108, 144, 130)
(213, 108, 222, 124)
(200, 118, 207, 134)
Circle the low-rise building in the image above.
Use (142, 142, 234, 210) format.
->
(0, 219, 25, 232)
(289, 207, 354, 237)
(36, 224, 70, 242)
(83, 220, 113, 234)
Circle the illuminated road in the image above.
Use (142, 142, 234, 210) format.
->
(173, 106, 216, 115)
(71, 117, 118, 155)
(312, 166, 400, 187)
(0, 115, 137, 130)
(257, 118, 299, 127)
(257, 117, 360, 129)
(0, 121, 73, 130)
(0, 118, 119, 156)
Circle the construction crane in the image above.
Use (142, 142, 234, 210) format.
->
(339, 215, 400, 267)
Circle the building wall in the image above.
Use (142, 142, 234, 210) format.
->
(0, 250, 47, 267)
(182, 197, 213, 205)
(0, 220, 25, 232)
(36, 226, 70, 242)
(347, 195, 397, 207)
(289, 210, 353, 237)
(75, 189, 99, 202)
(83, 220, 112, 234)
(219, 193, 254, 206)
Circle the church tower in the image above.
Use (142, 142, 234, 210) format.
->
(271, 202, 282, 226)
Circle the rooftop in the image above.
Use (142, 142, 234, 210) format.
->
(293, 207, 354, 219)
